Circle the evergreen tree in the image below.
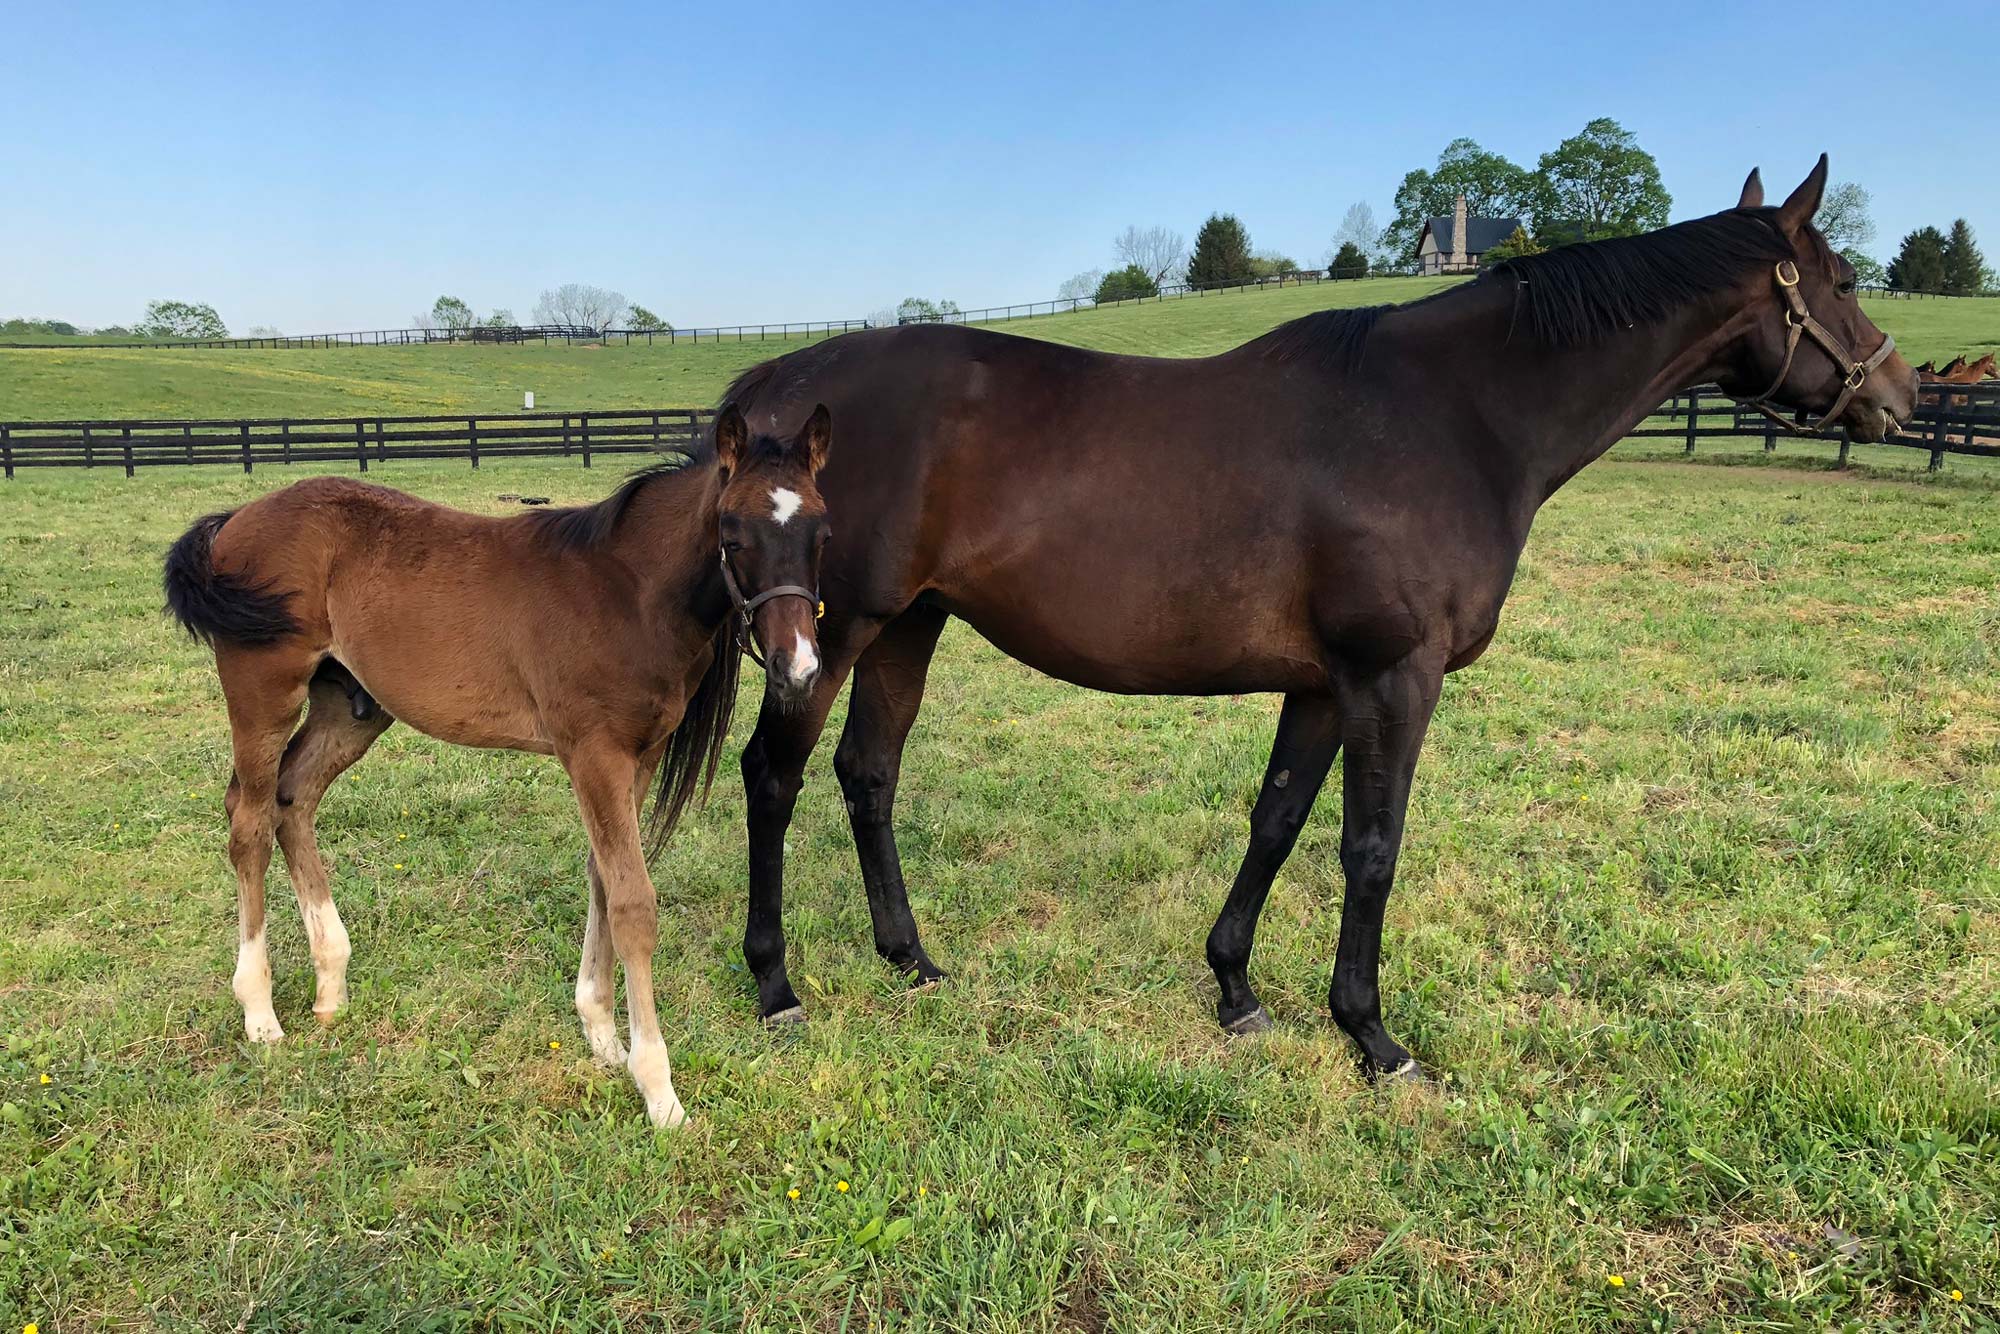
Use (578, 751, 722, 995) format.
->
(1940, 219, 1986, 295)
(1092, 264, 1159, 304)
(1185, 214, 1254, 289)
(1329, 241, 1370, 279)
(1887, 226, 1949, 292)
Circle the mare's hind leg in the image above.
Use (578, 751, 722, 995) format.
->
(565, 738, 685, 1126)
(274, 664, 393, 1023)
(832, 605, 949, 987)
(218, 647, 315, 1042)
(1205, 695, 1342, 1033)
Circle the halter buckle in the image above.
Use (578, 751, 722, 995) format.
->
(1774, 260, 1800, 288)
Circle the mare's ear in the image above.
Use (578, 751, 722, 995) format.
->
(1776, 154, 1828, 234)
(793, 403, 831, 474)
(715, 402, 747, 474)
(1737, 167, 1764, 209)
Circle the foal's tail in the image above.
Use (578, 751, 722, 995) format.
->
(163, 510, 300, 647)
(644, 621, 743, 861)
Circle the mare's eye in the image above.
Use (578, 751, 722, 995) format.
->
(1837, 278, 1856, 296)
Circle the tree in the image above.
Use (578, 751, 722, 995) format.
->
(895, 297, 961, 323)
(1329, 241, 1370, 280)
(1185, 213, 1255, 288)
(1093, 264, 1159, 304)
(1846, 253, 1887, 288)
(1526, 117, 1670, 246)
(1381, 138, 1532, 262)
(246, 325, 282, 338)
(1815, 182, 1875, 253)
(1248, 251, 1300, 280)
(430, 296, 476, 333)
(1113, 225, 1187, 288)
(1056, 270, 1104, 303)
(1481, 225, 1543, 265)
(135, 300, 226, 339)
(1887, 226, 1948, 292)
(484, 308, 516, 328)
(534, 284, 628, 331)
(627, 304, 671, 331)
(1941, 219, 1986, 295)
(1331, 202, 1379, 271)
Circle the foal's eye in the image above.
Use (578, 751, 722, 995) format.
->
(1836, 278, 1856, 296)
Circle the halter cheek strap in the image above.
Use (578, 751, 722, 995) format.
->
(718, 548, 821, 669)
(1733, 260, 1898, 435)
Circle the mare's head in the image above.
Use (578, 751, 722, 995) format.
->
(1720, 156, 1918, 441)
(713, 401, 833, 707)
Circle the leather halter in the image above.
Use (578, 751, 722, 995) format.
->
(718, 547, 820, 669)
(1732, 260, 1897, 435)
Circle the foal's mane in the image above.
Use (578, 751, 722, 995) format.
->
(1249, 209, 1796, 371)
(526, 447, 711, 552)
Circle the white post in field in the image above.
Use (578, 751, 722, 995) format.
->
(524, 391, 535, 410)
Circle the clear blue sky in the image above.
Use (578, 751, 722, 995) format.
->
(3, 0, 1989, 333)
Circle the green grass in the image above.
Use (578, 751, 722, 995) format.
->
(6, 278, 1996, 421)
(3, 449, 1997, 1330)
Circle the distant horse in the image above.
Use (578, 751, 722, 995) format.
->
(717, 157, 1916, 1081)
(164, 406, 834, 1126)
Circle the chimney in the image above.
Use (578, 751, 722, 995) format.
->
(1450, 193, 1469, 269)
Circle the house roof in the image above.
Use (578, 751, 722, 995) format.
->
(1421, 214, 1523, 255)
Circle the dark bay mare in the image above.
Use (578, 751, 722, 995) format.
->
(720, 158, 1917, 1079)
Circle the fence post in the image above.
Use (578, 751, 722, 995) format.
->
(122, 426, 134, 477)
(240, 424, 252, 474)
(282, 421, 293, 465)
(184, 424, 194, 465)
(652, 411, 661, 448)
(562, 415, 572, 458)
(1836, 426, 1850, 469)
(581, 415, 592, 468)
(83, 425, 94, 469)
(1, 426, 11, 480)
(1928, 403, 1947, 472)
(468, 417, 479, 470)
(1684, 387, 1700, 456)
(355, 421, 368, 473)
(376, 417, 387, 463)
(1763, 412, 1776, 454)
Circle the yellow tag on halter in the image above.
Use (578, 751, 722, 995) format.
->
(816, 601, 825, 619)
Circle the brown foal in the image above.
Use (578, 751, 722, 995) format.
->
(164, 405, 833, 1127)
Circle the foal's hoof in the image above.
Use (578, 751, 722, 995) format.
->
(243, 1013, 285, 1044)
(904, 969, 946, 995)
(763, 1005, 809, 1028)
(1223, 1007, 1274, 1036)
(1369, 1056, 1432, 1086)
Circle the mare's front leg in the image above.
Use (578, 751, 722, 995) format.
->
(1330, 658, 1443, 1079)
(565, 739, 685, 1127)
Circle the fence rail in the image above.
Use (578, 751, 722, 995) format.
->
(3, 384, 1993, 480)
(0, 321, 871, 352)
(0, 409, 713, 477)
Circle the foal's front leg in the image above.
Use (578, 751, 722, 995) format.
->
(566, 741, 687, 1128)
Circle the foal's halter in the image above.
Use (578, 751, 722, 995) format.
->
(718, 547, 821, 669)
(1731, 260, 1897, 435)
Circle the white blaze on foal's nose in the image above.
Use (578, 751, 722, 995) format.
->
(770, 487, 802, 525)
(790, 631, 819, 684)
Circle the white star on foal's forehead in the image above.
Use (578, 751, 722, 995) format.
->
(769, 487, 802, 525)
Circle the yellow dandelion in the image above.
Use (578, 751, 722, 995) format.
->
(1606, 1274, 1625, 1288)
(401, 808, 409, 816)
(787, 1188, 800, 1200)
(917, 1186, 927, 1197)
(1240, 1156, 1249, 1165)
(39, 1073, 51, 1086)
(549, 1040, 561, 1051)
(398, 832, 408, 841)
(836, 1180, 850, 1193)
(1951, 1290, 1964, 1302)
(394, 862, 405, 870)
(112, 822, 121, 830)
(27, 1323, 41, 1334)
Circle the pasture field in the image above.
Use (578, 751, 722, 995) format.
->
(4, 279, 1996, 422)
(2, 447, 1996, 1331)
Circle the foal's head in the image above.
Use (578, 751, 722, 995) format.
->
(713, 402, 833, 706)
(1719, 156, 1918, 442)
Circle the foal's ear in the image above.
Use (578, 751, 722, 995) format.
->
(1736, 167, 1764, 209)
(793, 403, 831, 474)
(1776, 154, 1828, 234)
(715, 401, 747, 473)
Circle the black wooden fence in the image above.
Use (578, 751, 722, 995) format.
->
(2, 386, 1993, 480)
(1636, 382, 1999, 471)
(0, 409, 713, 478)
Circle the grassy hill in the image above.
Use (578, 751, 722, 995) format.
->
(6, 277, 1995, 421)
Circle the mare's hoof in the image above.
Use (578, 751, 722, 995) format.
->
(1224, 1007, 1274, 1036)
(905, 969, 946, 994)
(763, 1005, 808, 1027)
(1370, 1056, 1431, 1086)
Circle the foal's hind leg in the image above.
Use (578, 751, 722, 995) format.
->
(577, 749, 659, 1066)
(218, 648, 315, 1043)
(1205, 694, 1343, 1034)
(274, 667, 392, 1023)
